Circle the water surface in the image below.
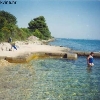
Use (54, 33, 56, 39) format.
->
(0, 38, 100, 100)
(49, 38, 100, 52)
(0, 57, 100, 100)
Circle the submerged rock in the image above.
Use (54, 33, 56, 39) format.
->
(0, 59, 13, 67)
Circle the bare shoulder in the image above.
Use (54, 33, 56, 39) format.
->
(87, 55, 90, 59)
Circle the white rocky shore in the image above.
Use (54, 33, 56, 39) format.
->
(0, 36, 70, 58)
(0, 36, 71, 64)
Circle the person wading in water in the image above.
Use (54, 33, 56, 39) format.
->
(87, 52, 94, 67)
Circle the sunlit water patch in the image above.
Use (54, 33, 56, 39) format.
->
(0, 57, 100, 100)
(30, 57, 100, 100)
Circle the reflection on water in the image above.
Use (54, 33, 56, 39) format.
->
(0, 57, 100, 100)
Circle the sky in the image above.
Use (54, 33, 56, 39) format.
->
(0, 0, 100, 40)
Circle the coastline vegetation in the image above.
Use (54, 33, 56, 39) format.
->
(0, 10, 52, 42)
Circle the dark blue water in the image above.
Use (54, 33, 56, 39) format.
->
(49, 38, 100, 52)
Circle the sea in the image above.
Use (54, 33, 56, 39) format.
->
(49, 38, 100, 52)
(1, 38, 100, 100)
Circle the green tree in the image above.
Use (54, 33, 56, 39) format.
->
(33, 29, 44, 39)
(21, 28, 31, 37)
(0, 10, 17, 25)
(0, 32, 5, 42)
(0, 17, 7, 29)
(28, 16, 51, 39)
(0, 11, 52, 42)
(0, 11, 17, 41)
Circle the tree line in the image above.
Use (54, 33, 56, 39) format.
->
(0, 10, 52, 42)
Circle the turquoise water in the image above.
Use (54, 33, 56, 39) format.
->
(29, 38, 100, 99)
(1, 38, 100, 100)
(1, 57, 100, 100)
(30, 57, 100, 100)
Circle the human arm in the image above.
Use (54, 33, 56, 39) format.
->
(87, 56, 90, 65)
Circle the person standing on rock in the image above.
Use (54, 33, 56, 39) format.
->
(8, 37, 12, 43)
(87, 52, 94, 67)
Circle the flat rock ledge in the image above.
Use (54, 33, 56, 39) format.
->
(4, 52, 78, 63)
(72, 50, 100, 58)
(1, 51, 100, 63)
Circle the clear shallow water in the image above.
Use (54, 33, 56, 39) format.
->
(1, 38, 100, 100)
(1, 57, 100, 100)
(49, 38, 100, 52)
(30, 57, 100, 100)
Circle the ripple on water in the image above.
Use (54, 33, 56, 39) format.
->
(0, 57, 100, 100)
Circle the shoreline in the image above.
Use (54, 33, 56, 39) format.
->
(0, 37, 76, 63)
(1, 44, 76, 63)
(0, 37, 100, 64)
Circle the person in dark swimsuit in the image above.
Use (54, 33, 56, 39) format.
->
(87, 52, 94, 66)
